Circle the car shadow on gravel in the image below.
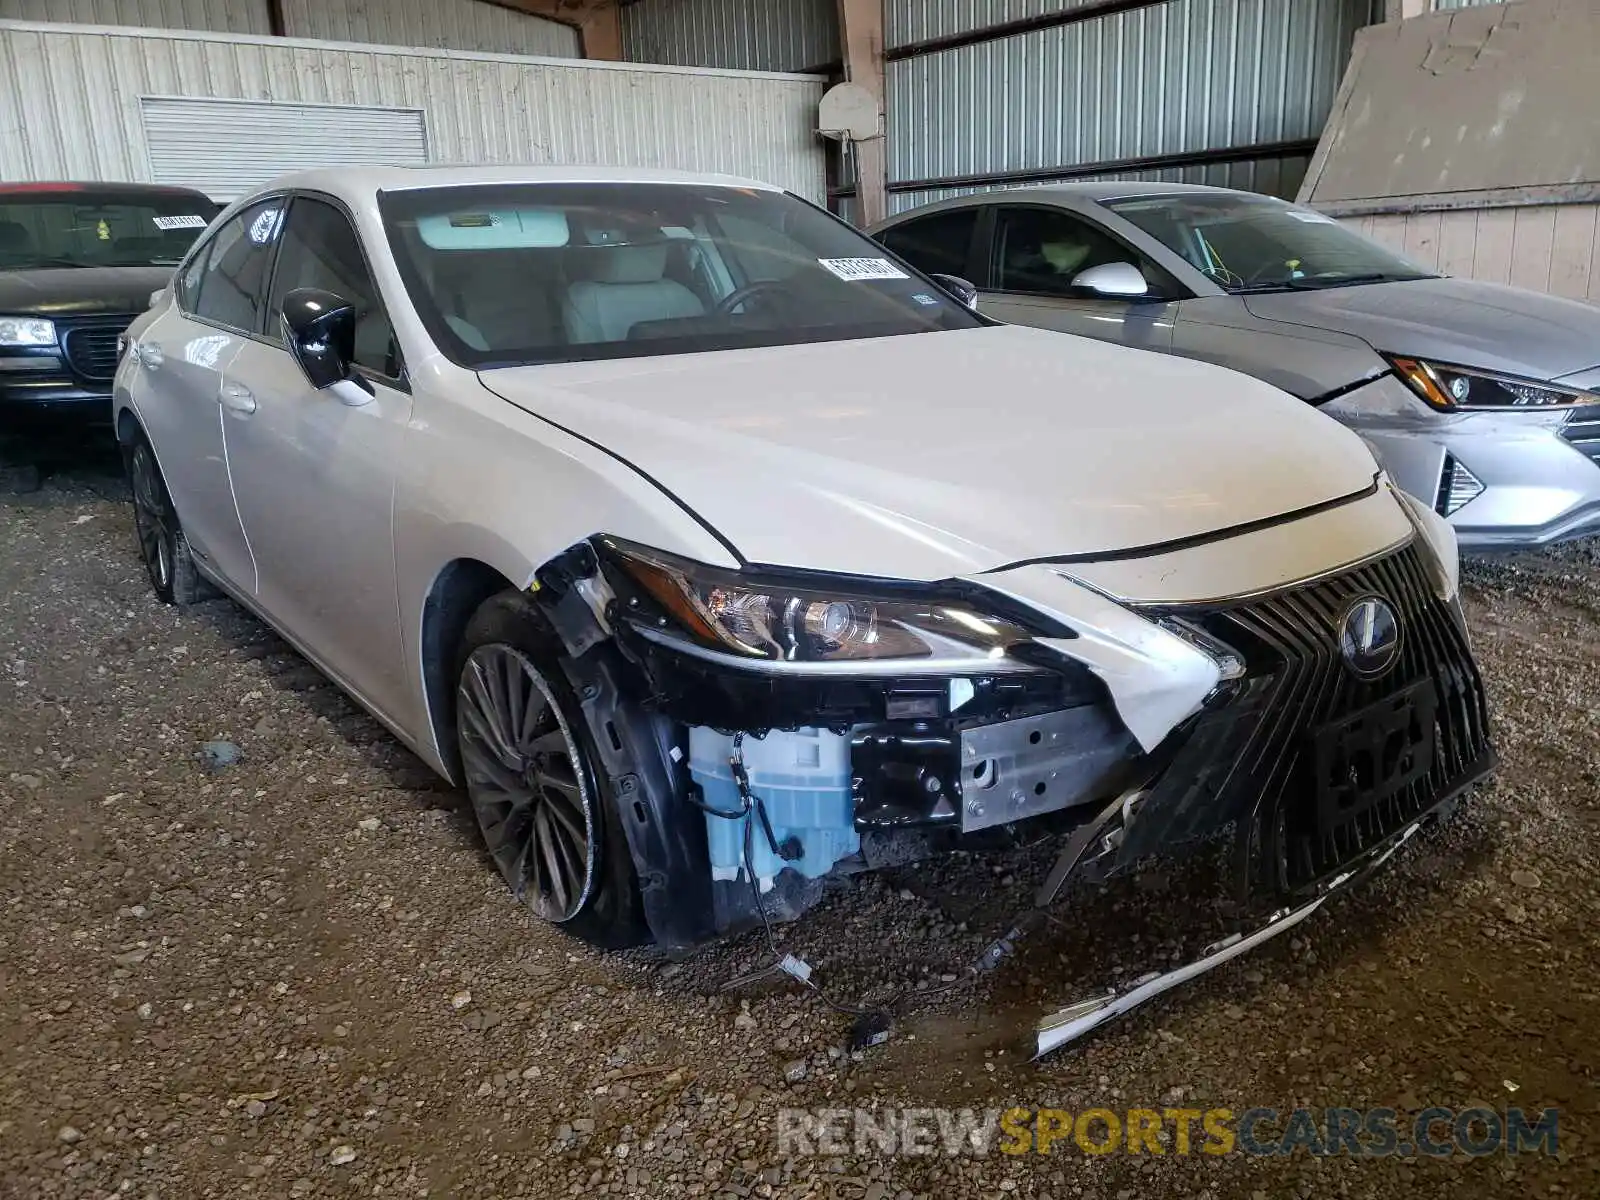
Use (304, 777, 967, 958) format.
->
(0, 426, 126, 501)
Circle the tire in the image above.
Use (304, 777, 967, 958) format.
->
(455, 592, 648, 950)
(122, 432, 213, 608)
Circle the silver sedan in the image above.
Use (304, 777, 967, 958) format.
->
(872, 183, 1600, 551)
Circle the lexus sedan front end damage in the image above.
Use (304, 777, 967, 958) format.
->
(114, 166, 1494, 1057)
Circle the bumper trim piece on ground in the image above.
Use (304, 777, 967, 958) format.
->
(1033, 818, 1422, 1060)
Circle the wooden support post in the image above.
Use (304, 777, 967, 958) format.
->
(836, 0, 887, 226)
(497, 0, 622, 60)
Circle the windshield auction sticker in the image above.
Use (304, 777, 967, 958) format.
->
(818, 257, 910, 281)
(152, 215, 209, 230)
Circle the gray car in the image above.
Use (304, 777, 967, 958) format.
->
(871, 183, 1600, 550)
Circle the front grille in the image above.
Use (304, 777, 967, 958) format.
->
(1561, 406, 1600, 465)
(60, 318, 134, 383)
(1126, 542, 1493, 899)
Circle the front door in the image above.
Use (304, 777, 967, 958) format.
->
(219, 195, 414, 724)
(979, 205, 1178, 354)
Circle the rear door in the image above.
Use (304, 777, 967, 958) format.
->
(128, 196, 287, 593)
(979, 204, 1179, 353)
(218, 193, 414, 724)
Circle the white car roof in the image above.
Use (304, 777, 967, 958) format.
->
(258, 164, 782, 206)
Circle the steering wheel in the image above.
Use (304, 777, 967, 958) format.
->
(713, 279, 788, 316)
(1241, 260, 1292, 286)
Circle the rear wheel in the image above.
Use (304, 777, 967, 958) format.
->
(455, 594, 648, 948)
(124, 434, 210, 607)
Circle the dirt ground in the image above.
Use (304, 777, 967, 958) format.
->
(1, 434, 1596, 1199)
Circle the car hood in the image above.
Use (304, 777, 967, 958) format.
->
(480, 325, 1380, 580)
(0, 265, 174, 317)
(1240, 276, 1600, 383)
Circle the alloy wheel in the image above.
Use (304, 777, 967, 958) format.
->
(129, 442, 172, 591)
(456, 644, 598, 923)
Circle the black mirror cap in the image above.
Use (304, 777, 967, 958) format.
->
(281, 287, 356, 390)
(929, 273, 980, 310)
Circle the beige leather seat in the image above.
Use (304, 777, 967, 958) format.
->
(562, 243, 705, 344)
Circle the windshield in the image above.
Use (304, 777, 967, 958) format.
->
(1100, 192, 1435, 293)
(379, 182, 982, 367)
(0, 189, 218, 270)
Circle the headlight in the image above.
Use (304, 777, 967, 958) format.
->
(0, 316, 57, 347)
(602, 541, 1050, 672)
(1386, 354, 1594, 411)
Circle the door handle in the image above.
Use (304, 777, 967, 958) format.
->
(220, 381, 257, 414)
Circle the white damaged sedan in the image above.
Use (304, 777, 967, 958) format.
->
(113, 166, 1493, 1054)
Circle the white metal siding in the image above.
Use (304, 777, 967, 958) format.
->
(0, 0, 268, 33)
(621, 0, 837, 72)
(279, 0, 580, 59)
(141, 96, 428, 200)
(0, 20, 825, 203)
(1345, 205, 1600, 305)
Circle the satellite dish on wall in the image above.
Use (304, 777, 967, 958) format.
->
(817, 81, 881, 142)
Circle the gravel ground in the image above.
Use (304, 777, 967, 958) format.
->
(2, 436, 1596, 1199)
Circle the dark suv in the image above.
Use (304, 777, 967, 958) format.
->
(0, 182, 218, 424)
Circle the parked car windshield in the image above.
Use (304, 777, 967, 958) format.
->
(0, 188, 218, 270)
(379, 182, 982, 368)
(1100, 192, 1435, 293)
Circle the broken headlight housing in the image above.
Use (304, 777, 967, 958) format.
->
(601, 540, 1052, 673)
(1386, 354, 1595, 411)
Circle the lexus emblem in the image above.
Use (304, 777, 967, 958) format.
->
(1339, 596, 1401, 679)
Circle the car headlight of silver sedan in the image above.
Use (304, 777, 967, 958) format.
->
(1385, 353, 1597, 411)
(599, 539, 1059, 674)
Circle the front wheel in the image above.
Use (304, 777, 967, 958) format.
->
(123, 433, 211, 607)
(454, 594, 648, 949)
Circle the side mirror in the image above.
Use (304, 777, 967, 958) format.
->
(280, 287, 372, 403)
(1070, 261, 1150, 299)
(929, 272, 980, 310)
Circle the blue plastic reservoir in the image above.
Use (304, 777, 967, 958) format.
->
(688, 727, 859, 892)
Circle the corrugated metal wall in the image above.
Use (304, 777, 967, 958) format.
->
(888, 0, 1105, 46)
(883, 0, 1382, 214)
(0, 0, 269, 33)
(620, 0, 836, 72)
(280, 0, 580, 59)
(0, 20, 826, 201)
(0, 0, 579, 56)
(1348, 205, 1600, 303)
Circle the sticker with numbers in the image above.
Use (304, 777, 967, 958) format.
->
(817, 257, 910, 282)
(152, 215, 209, 230)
